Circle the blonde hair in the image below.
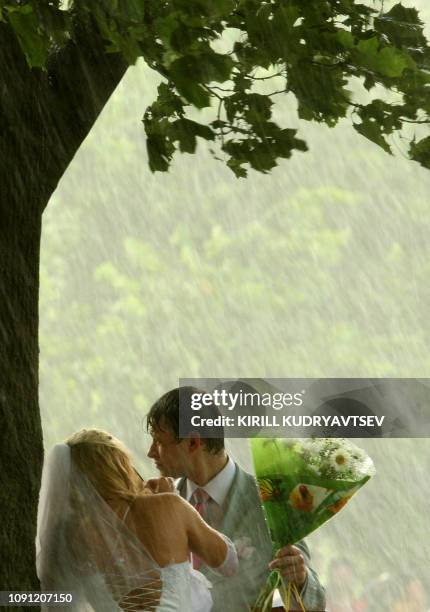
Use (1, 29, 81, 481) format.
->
(66, 429, 142, 502)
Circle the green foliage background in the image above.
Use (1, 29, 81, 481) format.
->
(39, 0, 430, 602)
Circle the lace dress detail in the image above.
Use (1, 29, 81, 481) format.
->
(103, 561, 212, 611)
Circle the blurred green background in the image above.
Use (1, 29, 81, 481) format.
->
(39, 1, 430, 607)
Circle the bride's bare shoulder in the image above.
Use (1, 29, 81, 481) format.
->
(128, 494, 189, 559)
(131, 493, 187, 519)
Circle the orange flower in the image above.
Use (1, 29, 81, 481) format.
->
(327, 495, 350, 514)
(289, 484, 314, 512)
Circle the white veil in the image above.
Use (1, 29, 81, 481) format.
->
(36, 444, 162, 611)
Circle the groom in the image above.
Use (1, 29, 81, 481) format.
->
(146, 387, 326, 611)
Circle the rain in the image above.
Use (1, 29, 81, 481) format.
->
(38, 1, 430, 609)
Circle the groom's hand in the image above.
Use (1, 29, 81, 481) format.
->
(268, 545, 307, 588)
(145, 477, 175, 494)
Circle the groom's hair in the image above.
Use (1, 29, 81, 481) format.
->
(147, 386, 225, 454)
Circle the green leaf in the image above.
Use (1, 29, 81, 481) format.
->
(184, 119, 214, 141)
(248, 143, 278, 172)
(200, 52, 234, 82)
(354, 37, 415, 77)
(354, 119, 392, 154)
(7, 5, 49, 68)
(169, 52, 233, 107)
(154, 13, 198, 52)
(170, 68, 211, 107)
(146, 132, 174, 172)
(410, 136, 430, 169)
(153, 82, 184, 118)
(243, 93, 273, 124)
(171, 118, 214, 152)
(288, 62, 350, 124)
(336, 30, 355, 50)
(118, 35, 141, 65)
(170, 51, 232, 85)
(385, 3, 422, 24)
(375, 3, 426, 51)
(226, 157, 247, 178)
(274, 129, 308, 158)
(172, 122, 197, 153)
(169, 0, 234, 19)
(122, 0, 146, 22)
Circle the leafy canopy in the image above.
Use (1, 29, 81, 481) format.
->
(3, 0, 430, 176)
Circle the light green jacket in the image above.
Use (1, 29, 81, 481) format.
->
(177, 463, 326, 611)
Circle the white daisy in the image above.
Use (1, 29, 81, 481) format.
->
(329, 448, 352, 472)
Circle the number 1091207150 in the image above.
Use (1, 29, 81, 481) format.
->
(2, 592, 73, 606)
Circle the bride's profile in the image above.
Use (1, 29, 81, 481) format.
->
(36, 429, 238, 611)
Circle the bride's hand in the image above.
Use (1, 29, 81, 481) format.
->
(144, 477, 175, 494)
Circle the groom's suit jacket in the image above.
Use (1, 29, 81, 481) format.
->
(177, 462, 326, 611)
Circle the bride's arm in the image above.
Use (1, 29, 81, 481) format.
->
(179, 498, 238, 576)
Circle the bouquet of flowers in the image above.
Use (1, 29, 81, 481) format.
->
(251, 437, 375, 611)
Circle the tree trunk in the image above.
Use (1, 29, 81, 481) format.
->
(0, 17, 127, 605)
(0, 24, 46, 599)
(0, 195, 44, 596)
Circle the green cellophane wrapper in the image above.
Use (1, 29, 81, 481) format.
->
(251, 438, 375, 611)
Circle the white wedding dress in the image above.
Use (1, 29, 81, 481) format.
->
(36, 444, 236, 612)
(158, 562, 212, 611)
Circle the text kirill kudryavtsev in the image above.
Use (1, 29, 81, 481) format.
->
(190, 414, 385, 428)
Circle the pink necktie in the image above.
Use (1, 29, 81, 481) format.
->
(192, 488, 210, 569)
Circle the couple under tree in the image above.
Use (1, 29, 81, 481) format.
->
(37, 387, 326, 611)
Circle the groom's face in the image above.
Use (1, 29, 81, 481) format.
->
(147, 420, 189, 478)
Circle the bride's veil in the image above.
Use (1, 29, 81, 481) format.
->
(36, 443, 162, 611)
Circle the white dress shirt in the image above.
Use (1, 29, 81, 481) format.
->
(185, 455, 236, 508)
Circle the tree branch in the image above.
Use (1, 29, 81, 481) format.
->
(41, 16, 128, 206)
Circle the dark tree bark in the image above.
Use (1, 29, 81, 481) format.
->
(0, 17, 127, 600)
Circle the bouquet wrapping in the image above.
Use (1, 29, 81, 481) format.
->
(251, 437, 375, 611)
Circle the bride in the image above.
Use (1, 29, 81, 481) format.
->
(36, 429, 238, 611)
